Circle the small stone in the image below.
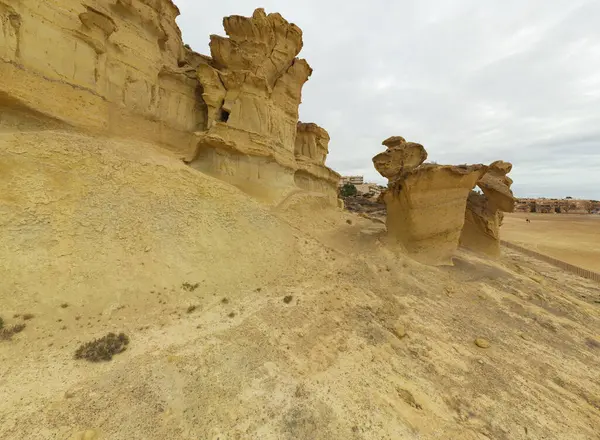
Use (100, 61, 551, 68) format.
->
(68, 429, 98, 440)
(393, 323, 407, 339)
(475, 338, 490, 348)
(82, 430, 98, 440)
(478, 359, 484, 365)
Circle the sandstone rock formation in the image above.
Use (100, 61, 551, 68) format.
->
(0, 0, 201, 155)
(373, 137, 487, 265)
(478, 160, 515, 213)
(189, 9, 339, 202)
(293, 122, 341, 203)
(460, 161, 516, 256)
(0, 3, 338, 203)
(373, 136, 428, 179)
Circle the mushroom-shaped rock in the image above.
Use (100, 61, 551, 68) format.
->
(373, 137, 428, 179)
(383, 163, 488, 265)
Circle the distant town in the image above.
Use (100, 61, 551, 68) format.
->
(339, 176, 600, 214)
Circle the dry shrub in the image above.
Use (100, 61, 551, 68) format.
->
(1, 323, 26, 341)
(75, 332, 130, 362)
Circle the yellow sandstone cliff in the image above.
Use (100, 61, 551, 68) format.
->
(0, 0, 201, 155)
(0, 3, 339, 203)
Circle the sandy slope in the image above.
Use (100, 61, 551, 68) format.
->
(1, 132, 600, 440)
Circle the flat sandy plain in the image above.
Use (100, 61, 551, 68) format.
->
(503, 212, 600, 272)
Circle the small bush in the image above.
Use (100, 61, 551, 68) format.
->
(283, 295, 294, 304)
(0, 316, 4, 330)
(75, 332, 130, 362)
(340, 183, 358, 198)
(22, 313, 34, 321)
(1, 323, 26, 341)
(60, 303, 69, 308)
(182, 282, 200, 292)
(186, 305, 197, 314)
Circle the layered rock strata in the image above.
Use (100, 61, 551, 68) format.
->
(1, 4, 339, 203)
(293, 122, 341, 203)
(190, 9, 339, 202)
(460, 161, 516, 256)
(373, 137, 487, 265)
(0, 0, 201, 155)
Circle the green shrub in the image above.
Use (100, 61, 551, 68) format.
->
(340, 183, 358, 197)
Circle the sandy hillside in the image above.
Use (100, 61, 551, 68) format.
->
(1, 131, 600, 440)
(503, 213, 600, 273)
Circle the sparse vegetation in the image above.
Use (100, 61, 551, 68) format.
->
(221, 297, 229, 304)
(22, 313, 34, 321)
(60, 303, 69, 308)
(182, 282, 200, 292)
(228, 312, 236, 318)
(75, 332, 130, 362)
(584, 200, 600, 214)
(186, 305, 197, 313)
(283, 295, 294, 304)
(339, 183, 358, 197)
(1, 323, 26, 341)
(0, 316, 4, 329)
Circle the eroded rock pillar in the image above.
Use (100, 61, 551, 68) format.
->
(373, 137, 487, 265)
(460, 161, 516, 256)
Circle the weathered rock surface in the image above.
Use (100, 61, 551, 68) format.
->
(460, 161, 516, 256)
(478, 160, 515, 213)
(383, 164, 487, 265)
(293, 122, 341, 203)
(374, 137, 487, 265)
(1, 4, 338, 203)
(373, 137, 428, 179)
(460, 191, 505, 256)
(190, 9, 338, 202)
(0, 0, 201, 156)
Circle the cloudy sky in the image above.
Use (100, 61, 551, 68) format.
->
(174, 0, 600, 199)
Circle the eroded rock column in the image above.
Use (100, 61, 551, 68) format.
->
(373, 137, 487, 265)
(191, 8, 317, 202)
(293, 122, 341, 203)
(460, 161, 516, 256)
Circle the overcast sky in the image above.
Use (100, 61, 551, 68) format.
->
(174, 0, 600, 199)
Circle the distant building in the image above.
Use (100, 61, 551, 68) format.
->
(340, 175, 364, 186)
(514, 197, 595, 214)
